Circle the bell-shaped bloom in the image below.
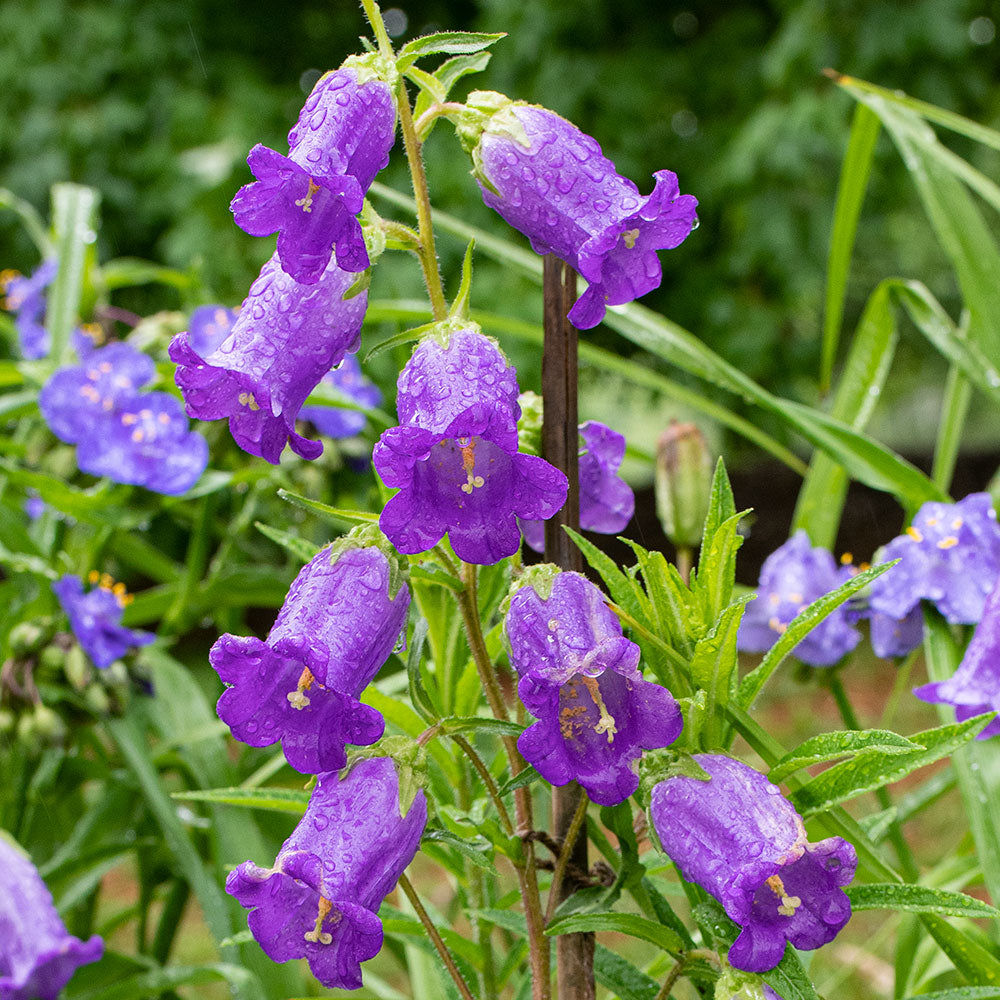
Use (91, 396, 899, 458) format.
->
(914, 575, 1000, 738)
(465, 94, 697, 329)
(868, 493, 1000, 626)
(299, 352, 382, 439)
(868, 605, 924, 660)
(231, 62, 396, 283)
(1, 259, 57, 359)
(505, 570, 682, 805)
(212, 538, 409, 774)
(737, 532, 861, 668)
(170, 251, 368, 463)
(227, 757, 426, 990)
(186, 304, 239, 358)
(651, 754, 857, 972)
(0, 833, 103, 1000)
(373, 327, 568, 564)
(521, 420, 634, 551)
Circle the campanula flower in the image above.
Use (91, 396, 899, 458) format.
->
(651, 754, 856, 972)
(0, 833, 103, 1000)
(52, 573, 153, 670)
(227, 757, 426, 990)
(186, 304, 239, 358)
(373, 326, 568, 564)
(462, 93, 697, 329)
(737, 532, 861, 667)
(868, 493, 1000, 626)
(520, 420, 634, 552)
(868, 606, 924, 660)
(505, 570, 682, 805)
(299, 352, 382, 439)
(913, 575, 1000, 738)
(0, 259, 57, 359)
(212, 533, 409, 774)
(231, 60, 396, 283)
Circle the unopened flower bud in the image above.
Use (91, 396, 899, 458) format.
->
(33, 704, 67, 746)
(37, 643, 67, 679)
(84, 684, 111, 716)
(9, 621, 47, 656)
(655, 421, 713, 550)
(0, 707, 16, 735)
(64, 644, 91, 690)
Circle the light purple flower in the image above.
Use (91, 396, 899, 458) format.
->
(868, 605, 924, 660)
(212, 536, 409, 774)
(505, 570, 682, 805)
(0, 833, 103, 1000)
(914, 574, 1000, 738)
(227, 757, 426, 991)
(869, 493, 1000, 626)
(651, 754, 857, 973)
(299, 352, 382, 439)
(521, 419, 634, 551)
(466, 95, 697, 329)
(170, 250, 367, 463)
(1, 259, 57, 359)
(231, 63, 396, 283)
(186, 304, 239, 358)
(52, 574, 153, 669)
(737, 531, 862, 668)
(373, 327, 568, 564)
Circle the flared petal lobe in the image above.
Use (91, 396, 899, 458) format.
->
(1, 259, 58, 359)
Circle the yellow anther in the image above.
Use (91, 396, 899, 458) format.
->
(937, 536, 959, 550)
(768, 616, 787, 635)
(622, 228, 640, 249)
(926, 516, 939, 526)
(458, 437, 485, 494)
(102, 398, 113, 411)
(764, 874, 801, 916)
(287, 666, 315, 711)
(295, 177, 321, 214)
(237, 391, 260, 412)
(158, 412, 170, 424)
(99, 573, 114, 590)
(88, 570, 101, 584)
(859, 561, 870, 571)
(122, 413, 138, 425)
(131, 429, 144, 443)
(99, 362, 112, 374)
(0, 269, 20, 287)
(840, 552, 853, 565)
(87, 369, 100, 382)
(303, 896, 334, 944)
(580, 675, 618, 744)
(952, 517, 964, 530)
(788, 592, 803, 604)
(112, 582, 126, 596)
(906, 526, 923, 542)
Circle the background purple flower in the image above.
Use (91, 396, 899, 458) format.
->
(651, 754, 856, 973)
(227, 757, 426, 991)
(0, 833, 103, 1000)
(867, 605, 924, 660)
(298, 352, 382, 439)
(738, 531, 861, 667)
(186, 304, 239, 358)
(1, 259, 57, 359)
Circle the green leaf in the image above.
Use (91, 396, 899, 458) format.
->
(100, 256, 192, 291)
(395, 31, 506, 70)
(0, 186, 53, 255)
(276, 489, 378, 524)
(438, 716, 524, 738)
(847, 883, 1000, 919)
(691, 509, 749, 628)
(592, 944, 660, 1000)
(921, 914, 1000, 984)
(900, 990, 1000, 1000)
(545, 911, 683, 952)
(436, 51, 493, 94)
(170, 786, 311, 815)
(769, 729, 920, 782)
(406, 616, 438, 721)
(254, 521, 321, 563)
(66, 962, 256, 1000)
(701, 457, 737, 547)
(421, 827, 498, 874)
(0, 461, 133, 524)
(403, 63, 446, 104)
(496, 766, 543, 797)
(566, 526, 649, 624)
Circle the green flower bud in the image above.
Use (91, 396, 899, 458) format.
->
(64, 645, 91, 691)
(9, 621, 47, 656)
(32, 704, 66, 746)
(0, 707, 16, 735)
(83, 684, 110, 716)
(655, 421, 713, 550)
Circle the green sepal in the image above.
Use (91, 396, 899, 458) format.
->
(448, 240, 476, 319)
(516, 390, 543, 457)
(342, 735, 427, 815)
(636, 747, 711, 813)
(339, 50, 399, 89)
(327, 523, 408, 599)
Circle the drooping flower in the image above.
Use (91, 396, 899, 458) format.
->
(298, 352, 382, 439)
(505, 569, 682, 805)
(0, 832, 103, 1000)
(186, 304, 239, 358)
(461, 93, 697, 329)
(373, 326, 568, 564)
(231, 60, 396, 283)
(867, 605, 924, 660)
(1, 259, 57, 359)
(868, 493, 1000, 626)
(52, 574, 153, 669)
(170, 251, 367, 463)
(650, 754, 857, 972)
(737, 531, 861, 668)
(913, 574, 1000, 738)
(212, 532, 409, 774)
(227, 757, 426, 990)
(520, 420, 634, 552)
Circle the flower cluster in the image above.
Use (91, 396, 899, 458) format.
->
(40, 337, 208, 495)
(505, 570, 682, 805)
(1, 259, 57, 359)
(299, 351, 382, 440)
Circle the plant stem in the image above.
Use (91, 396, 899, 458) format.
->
(398, 873, 477, 1000)
(413, 101, 469, 138)
(452, 733, 515, 835)
(458, 562, 508, 722)
(676, 546, 692, 586)
(359, 0, 395, 59)
(653, 958, 685, 1000)
(544, 790, 589, 923)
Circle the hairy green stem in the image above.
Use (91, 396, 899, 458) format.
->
(544, 790, 589, 924)
(452, 733, 515, 836)
(359, 0, 395, 59)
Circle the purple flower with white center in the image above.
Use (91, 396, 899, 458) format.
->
(170, 251, 367, 463)
(0, 832, 103, 1000)
(464, 94, 697, 329)
(1, 259, 57, 359)
(186, 304, 239, 358)
(913, 574, 1000, 738)
(505, 570, 682, 805)
(373, 327, 568, 564)
(299, 352, 382, 439)
(227, 757, 426, 990)
(521, 419, 634, 551)
(212, 536, 408, 774)
(650, 754, 857, 972)
(52, 574, 153, 669)
(231, 61, 396, 283)
(869, 493, 1000, 626)
(737, 531, 861, 668)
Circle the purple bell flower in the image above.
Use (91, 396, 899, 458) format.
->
(212, 537, 409, 774)
(521, 419, 634, 552)
(1, 259, 57, 359)
(465, 95, 697, 329)
(650, 754, 857, 973)
(186, 304, 239, 358)
(231, 62, 396, 283)
(737, 531, 862, 668)
(52, 574, 153, 669)
(868, 605, 924, 660)
(298, 352, 382, 439)
(0, 833, 103, 1000)
(913, 574, 1000, 738)
(227, 757, 426, 990)
(869, 493, 1000, 626)
(373, 327, 568, 564)
(505, 570, 682, 805)
(170, 250, 368, 463)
